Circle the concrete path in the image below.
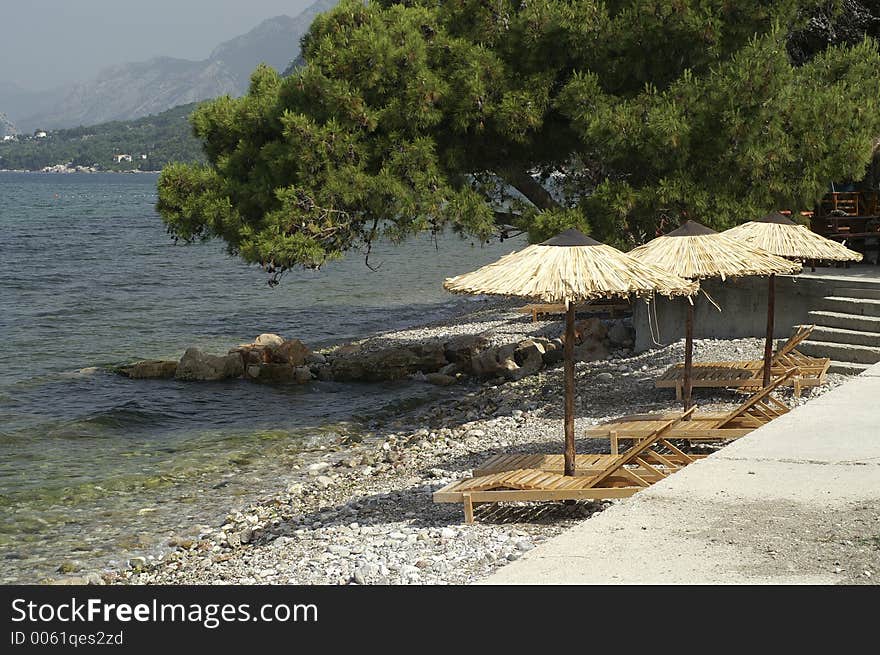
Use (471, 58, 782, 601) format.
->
(480, 364, 880, 584)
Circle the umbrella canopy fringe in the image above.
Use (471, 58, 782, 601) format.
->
(628, 232, 801, 280)
(723, 222, 864, 262)
(444, 242, 698, 303)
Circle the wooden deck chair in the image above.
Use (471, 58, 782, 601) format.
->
(655, 325, 829, 398)
(517, 299, 631, 322)
(434, 408, 699, 523)
(585, 369, 795, 446)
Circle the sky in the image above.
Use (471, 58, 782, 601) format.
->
(0, 0, 316, 91)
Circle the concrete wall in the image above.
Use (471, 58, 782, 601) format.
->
(633, 274, 870, 352)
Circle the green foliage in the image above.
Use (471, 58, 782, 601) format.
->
(0, 103, 205, 171)
(157, 0, 880, 279)
(526, 208, 591, 244)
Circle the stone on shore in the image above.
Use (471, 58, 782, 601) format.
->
(329, 342, 448, 382)
(249, 363, 296, 383)
(175, 348, 243, 381)
(443, 335, 489, 369)
(116, 360, 178, 379)
(425, 373, 457, 386)
(542, 339, 564, 365)
(267, 339, 310, 366)
(254, 334, 284, 347)
(294, 366, 313, 383)
(511, 340, 545, 380)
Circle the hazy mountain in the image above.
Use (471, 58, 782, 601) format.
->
(0, 82, 57, 129)
(5, 0, 338, 132)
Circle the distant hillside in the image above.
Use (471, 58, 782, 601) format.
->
(0, 103, 204, 171)
(6, 0, 338, 132)
(0, 112, 14, 137)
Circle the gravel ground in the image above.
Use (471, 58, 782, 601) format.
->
(87, 305, 853, 586)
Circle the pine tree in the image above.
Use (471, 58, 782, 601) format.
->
(157, 0, 880, 282)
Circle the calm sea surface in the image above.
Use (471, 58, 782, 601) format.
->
(0, 171, 525, 582)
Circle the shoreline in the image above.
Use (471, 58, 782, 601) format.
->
(42, 302, 851, 585)
(0, 168, 160, 174)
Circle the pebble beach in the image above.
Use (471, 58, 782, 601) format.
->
(51, 301, 847, 587)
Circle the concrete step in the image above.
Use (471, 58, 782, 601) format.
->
(833, 286, 880, 301)
(808, 325, 880, 347)
(827, 360, 872, 375)
(798, 339, 880, 365)
(807, 310, 880, 333)
(817, 296, 880, 317)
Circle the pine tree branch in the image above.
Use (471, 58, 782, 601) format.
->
(498, 168, 560, 211)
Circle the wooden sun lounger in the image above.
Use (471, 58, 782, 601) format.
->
(517, 299, 630, 322)
(434, 409, 699, 523)
(586, 369, 795, 444)
(655, 325, 829, 398)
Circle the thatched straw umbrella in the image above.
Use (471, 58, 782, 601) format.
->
(724, 212, 862, 386)
(444, 228, 697, 476)
(629, 221, 800, 411)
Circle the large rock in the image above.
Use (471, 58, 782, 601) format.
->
(267, 339, 310, 366)
(294, 366, 313, 383)
(249, 363, 296, 383)
(511, 339, 546, 380)
(471, 343, 525, 380)
(175, 348, 244, 381)
(254, 333, 285, 347)
(471, 348, 501, 377)
(230, 345, 269, 367)
(116, 360, 178, 379)
(245, 363, 312, 384)
(329, 342, 448, 382)
(443, 335, 490, 367)
(542, 338, 564, 366)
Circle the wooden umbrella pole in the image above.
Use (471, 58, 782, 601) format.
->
(683, 300, 694, 414)
(563, 300, 576, 476)
(763, 273, 776, 388)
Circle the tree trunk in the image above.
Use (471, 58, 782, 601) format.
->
(564, 301, 576, 476)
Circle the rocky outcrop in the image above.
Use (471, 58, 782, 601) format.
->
(116, 360, 178, 379)
(246, 363, 313, 384)
(443, 335, 490, 365)
(115, 318, 633, 387)
(268, 339, 310, 366)
(511, 339, 546, 380)
(175, 348, 244, 381)
(230, 334, 316, 383)
(116, 333, 317, 384)
(330, 342, 448, 382)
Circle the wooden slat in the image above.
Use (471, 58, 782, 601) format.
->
(585, 408, 695, 489)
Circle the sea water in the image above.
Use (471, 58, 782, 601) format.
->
(0, 171, 526, 582)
